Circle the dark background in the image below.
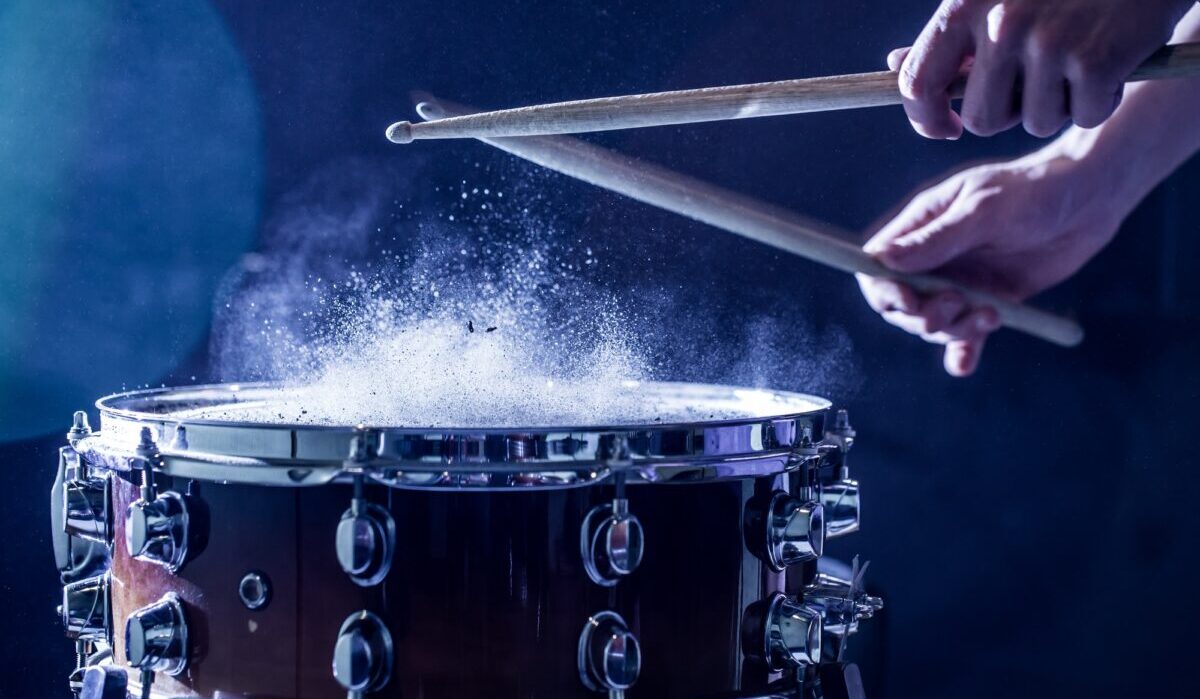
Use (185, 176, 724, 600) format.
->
(3, 1, 1199, 698)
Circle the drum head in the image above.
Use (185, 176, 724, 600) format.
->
(98, 381, 829, 430)
(88, 382, 832, 489)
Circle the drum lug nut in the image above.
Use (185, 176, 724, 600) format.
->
(332, 611, 394, 694)
(61, 572, 111, 641)
(336, 476, 397, 586)
(765, 491, 824, 570)
(578, 611, 641, 693)
(581, 499, 645, 587)
(819, 478, 860, 539)
(742, 593, 822, 670)
(126, 428, 191, 572)
(126, 491, 190, 572)
(63, 474, 112, 545)
(67, 411, 93, 447)
(125, 593, 189, 676)
(53, 444, 111, 582)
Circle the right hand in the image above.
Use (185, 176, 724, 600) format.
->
(857, 148, 1127, 376)
(896, 0, 1193, 139)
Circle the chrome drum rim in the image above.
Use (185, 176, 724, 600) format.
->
(76, 382, 831, 490)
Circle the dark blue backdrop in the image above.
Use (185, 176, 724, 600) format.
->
(3, 2, 1199, 698)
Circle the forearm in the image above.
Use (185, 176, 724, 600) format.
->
(1044, 4, 1200, 214)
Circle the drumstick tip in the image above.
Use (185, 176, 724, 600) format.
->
(385, 121, 414, 144)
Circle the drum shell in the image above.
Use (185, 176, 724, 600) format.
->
(107, 471, 791, 699)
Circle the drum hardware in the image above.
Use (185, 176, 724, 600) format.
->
(71, 642, 115, 692)
(54, 445, 112, 583)
(68, 411, 93, 447)
(581, 436, 645, 586)
(61, 572, 112, 642)
(576, 611, 642, 697)
(817, 410, 860, 540)
(63, 473, 112, 545)
(125, 428, 192, 572)
(237, 570, 272, 611)
(332, 610, 395, 698)
(803, 562, 882, 661)
(763, 491, 825, 571)
(78, 666, 129, 699)
(169, 425, 188, 450)
(337, 433, 397, 586)
(581, 497, 645, 585)
(754, 593, 824, 672)
(49, 383, 879, 699)
(125, 592, 189, 676)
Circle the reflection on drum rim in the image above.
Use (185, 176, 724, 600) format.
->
(74, 381, 831, 489)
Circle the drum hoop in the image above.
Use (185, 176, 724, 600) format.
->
(81, 382, 830, 490)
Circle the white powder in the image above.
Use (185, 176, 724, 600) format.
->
(210, 165, 846, 429)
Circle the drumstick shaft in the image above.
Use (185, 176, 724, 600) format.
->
(389, 42, 1200, 143)
(413, 97, 1084, 348)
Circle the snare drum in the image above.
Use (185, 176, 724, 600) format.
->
(51, 382, 880, 699)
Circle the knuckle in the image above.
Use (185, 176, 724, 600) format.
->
(899, 65, 938, 101)
(1066, 48, 1121, 82)
(1024, 28, 1060, 60)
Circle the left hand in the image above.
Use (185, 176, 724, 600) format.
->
(858, 147, 1127, 376)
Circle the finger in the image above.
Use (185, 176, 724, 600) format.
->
(959, 41, 1021, 137)
(856, 274, 920, 315)
(864, 176, 965, 254)
(872, 205, 983, 275)
(1020, 47, 1068, 137)
(1065, 65, 1124, 128)
(898, 6, 974, 139)
(940, 307, 1000, 376)
(944, 337, 986, 377)
(882, 309, 939, 338)
(878, 290, 973, 339)
(929, 305, 1001, 342)
(887, 47, 912, 71)
(920, 291, 970, 334)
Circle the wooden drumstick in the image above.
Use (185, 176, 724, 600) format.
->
(406, 95, 1084, 348)
(388, 42, 1200, 143)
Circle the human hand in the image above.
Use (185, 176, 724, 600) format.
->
(857, 146, 1129, 376)
(895, 0, 1194, 139)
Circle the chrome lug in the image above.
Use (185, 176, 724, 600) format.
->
(820, 478, 860, 539)
(125, 593, 188, 675)
(581, 499, 645, 587)
(64, 475, 112, 544)
(578, 611, 641, 693)
(336, 470, 397, 587)
(766, 491, 824, 570)
(336, 502, 396, 586)
(61, 573, 111, 641)
(52, 446, 110, 581)
(332, 610, 394, 694)
(126, 491, 190, 572)
(762, 593, 823, 670)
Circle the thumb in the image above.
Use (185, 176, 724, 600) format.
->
(872, 206, 982, 274)
(887, 47, 912, 72)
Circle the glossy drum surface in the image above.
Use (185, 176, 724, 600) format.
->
(50, 382, 877, 699)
